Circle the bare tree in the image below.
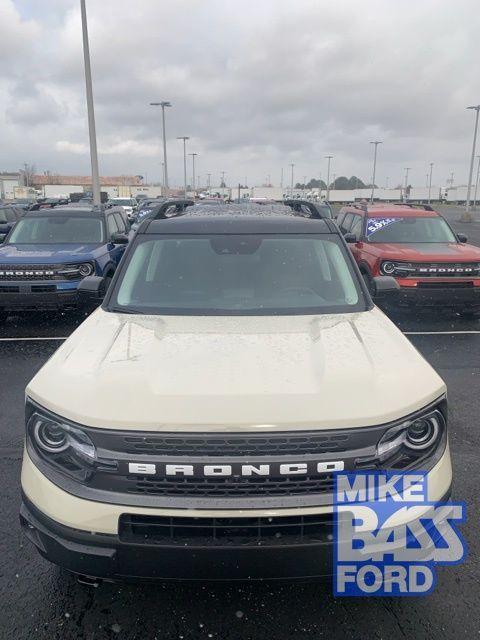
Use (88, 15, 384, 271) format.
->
(21, 163, 36, 187)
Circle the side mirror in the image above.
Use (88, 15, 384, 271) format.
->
(344, 233, 357, 243)
(457, 233, 468, 243)
(372, 276, 400, 298)
(112, 232, 129, 244)
(78, 276, 108, 305)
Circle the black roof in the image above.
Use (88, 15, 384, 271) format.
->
(142, 204, 337, 235)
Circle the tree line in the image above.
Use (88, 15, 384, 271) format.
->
(294, 176, 375, 190)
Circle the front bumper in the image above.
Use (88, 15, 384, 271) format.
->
(393, 282, 480, 309)
(20, 495, 337, 581)
(0, 280, 80, 311)
(21, 448, 453, 581)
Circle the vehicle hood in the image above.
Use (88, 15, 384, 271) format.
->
(0, 243, 102, 263)
(366, 242, 480, 261)
(27, 307, 445, 431)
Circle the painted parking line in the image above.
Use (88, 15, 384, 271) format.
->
(403, 331, 480, 335)
(0, 336, 68, 342)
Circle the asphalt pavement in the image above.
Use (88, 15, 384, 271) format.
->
(1, 205, 480, 639)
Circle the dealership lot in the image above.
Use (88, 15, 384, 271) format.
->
(1, 208, 480, 639)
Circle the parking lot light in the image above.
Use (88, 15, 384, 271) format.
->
(189, 153, 198, 198)
(289, 163, 295, 198)
(80, 0, 101, 206)
(370, 141, 382, 203)
(428, 162, 434, 204)
(150, 102, 172, 193)
(325, 156, 333, 201)
(177, 137, 190, 198)
(474, 155, 480, 210)
(404, 168, 411, 201)
(462, 105, 480, 221)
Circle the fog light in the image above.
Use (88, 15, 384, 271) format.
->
(406, 417, 439, 450)
(34, 420, 68, 453)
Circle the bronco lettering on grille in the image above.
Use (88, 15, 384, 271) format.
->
(128, 461, 345, 477)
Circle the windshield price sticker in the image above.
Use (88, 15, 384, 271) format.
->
(333, 471, 466, 596)
(366, 217, 400, 237)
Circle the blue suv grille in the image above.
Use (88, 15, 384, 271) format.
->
(0, 264, 81, 281)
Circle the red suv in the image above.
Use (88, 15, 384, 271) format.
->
(336, 203, 480, 316)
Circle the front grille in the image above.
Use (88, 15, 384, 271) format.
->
(126, 474, 336, 497)
(121, 432, 350, 457)
(0, 264, 82, 281)
(401, 262, 480, 278)
(118, 513, 335, 547)
(0, 264, 58, 280)
(84, 423, 440, 506)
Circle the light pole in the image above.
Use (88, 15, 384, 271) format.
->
(280, 168, 284, 190)
(463, 104, 480, 221)
(290, 163, 295, 197)
(325, 156, 333, 201)
(386, 176, 389, 189)
(189, 153, 198, 197)
(473, 155, 480, 210)
(428, 162, 434, 204)
(177, 137, 189, 198)
(80, 0, 101, 205)
(404, 167, 411, 201)
(150, 101, 171, 192)
(369, 141, 382, 203)
(221, 171, 226, 199)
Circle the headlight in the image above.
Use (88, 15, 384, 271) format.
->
(78, 262, 94, 277)
(380, 261, 416, 276)
(376, 408, 445, 460)
(57, 262, 95, 278)
(27, 405, 96, 480)
(381, 261, 396, 275)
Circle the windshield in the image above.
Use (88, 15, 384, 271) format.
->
(7, 216, 104, 244)
(366, 216, 457, 243)
(110, 234, 365, 315)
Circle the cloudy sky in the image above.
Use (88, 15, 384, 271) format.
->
(1, 0, 479, 188)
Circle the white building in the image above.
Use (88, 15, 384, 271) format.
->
(0, 172, 21, 200)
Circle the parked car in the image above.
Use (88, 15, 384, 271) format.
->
(20, 200, 451, 581)
(106, 197, 138, 221)
(29, 198, 69, 211)
(336, 203, 480, 317)
(0, 205, 24, 242)
(0, 205, 130, 320)
(130, 198, 170, 230)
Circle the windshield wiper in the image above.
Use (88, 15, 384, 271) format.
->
(108, 306, 144, 315)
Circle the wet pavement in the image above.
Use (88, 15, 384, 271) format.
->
(1, 205, 480, 639)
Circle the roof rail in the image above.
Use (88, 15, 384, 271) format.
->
(283, 199, 330, 219)
(152, 199, 195, 219)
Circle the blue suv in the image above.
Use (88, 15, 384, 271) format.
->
(0, 205, 130, 321)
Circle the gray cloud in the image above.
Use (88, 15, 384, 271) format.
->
(1, 0, 479, 187)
